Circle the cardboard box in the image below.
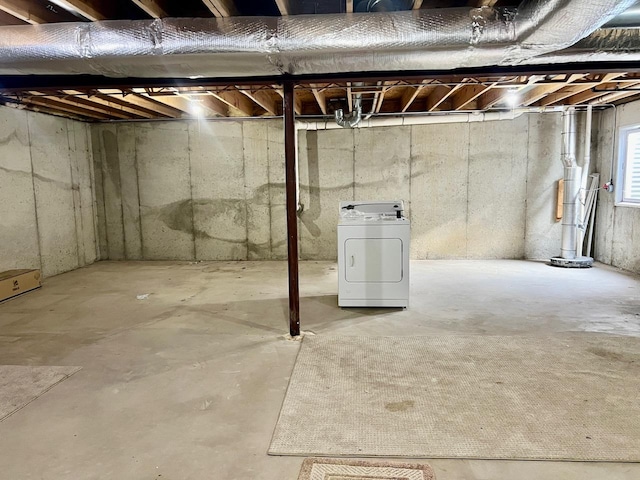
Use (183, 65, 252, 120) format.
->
(0, 269, 42, 303)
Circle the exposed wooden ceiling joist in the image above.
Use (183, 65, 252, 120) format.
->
(452, 83, 492, 110)
(211, 90, 254, 116)
(23, 95, 111, 120)
(310, 84, 327, 115)
(202, 0, 238, 17)
(400, 80, 431, 112)
(238, 87, 279, 116)
(0, 8, 26, 25)
(93, 91, 169, 118)
(427, 83, 463, 111)
(48, 0, 111, 21)
(131, 0, 170, 18)
(274, 0, 291, 16)
(53, 92, 141, 119)
(0, 0, 77, 24)
(124, 93, 186, 118)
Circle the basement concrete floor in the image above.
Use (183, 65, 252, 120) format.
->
(0, 260, 639, 479)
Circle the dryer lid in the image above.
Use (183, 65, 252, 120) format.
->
(339, 200, 404, 221)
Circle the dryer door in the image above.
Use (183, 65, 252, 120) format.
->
(344, 238, 403, 283)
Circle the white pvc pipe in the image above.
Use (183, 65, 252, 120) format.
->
(295, 109, 539, 131)
(576, 104, 593, 256)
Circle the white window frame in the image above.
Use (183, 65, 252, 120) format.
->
(616, 123, 640, 207)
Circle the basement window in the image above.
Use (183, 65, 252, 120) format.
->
(617, 124, 640, 206)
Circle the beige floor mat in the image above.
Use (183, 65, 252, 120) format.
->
(270, 335, 640, 461)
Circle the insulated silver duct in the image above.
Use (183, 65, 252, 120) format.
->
(0, 0, 635, 78)
(523, 27, 640, 65)
(335, 96, 362, 128)
(560, 108, 581, 260)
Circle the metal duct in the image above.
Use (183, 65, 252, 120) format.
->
(523, 27, 640, 65)
(335, 86, 363, 127)
(0, 0, 635, 78)
(560, 108, 580, 260)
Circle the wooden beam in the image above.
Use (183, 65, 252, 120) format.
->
(23, 96, 111, 120)
(566, 82, 640, 105)
(55, 92, 142, 119)
(400, 80, 430, 112)
(275, 0, 292, 15)
(477, 87, 509, 110)
(413, 0, 423, 9)
(202, 0, 238, 17)
(310, 84, 327, 115)
(272, 85, 302, 115)
(346, 83, 353, 112)
(346, 0, 353, 13)
(452, 83, 491, 110)
(211, 90, 254, 116)
(158, 92, 228, 117)
(2, 100, 87, 122)
(0, 9, 26, 25)
(49, 0, 113, 21)
(283, 81, 300, 337)
(0, 0, 76, 24)
(88, 92, 166, 118)
(131, 0, 170, 18)
(592, 90, 640, 105)
(426, 84, 463, 111)
(519, 74, 587, 106)
(123, 93, 186, 118)
(238, 88, 278, 115)
(374, 81, 394, 114)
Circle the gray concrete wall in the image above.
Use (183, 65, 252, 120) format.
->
(0, 107, 98, 277)
(594, 100, 640, 274)
(93, 113, 565, 261)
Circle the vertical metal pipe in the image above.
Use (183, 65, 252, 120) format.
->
(560, 107, 579, 259)
(561, 165, 582, 259)
(284, 81, 300, 337)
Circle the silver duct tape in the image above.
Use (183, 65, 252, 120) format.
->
(0, 0, 636, 78)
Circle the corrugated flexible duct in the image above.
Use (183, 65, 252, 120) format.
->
(0, 0, 635, 78)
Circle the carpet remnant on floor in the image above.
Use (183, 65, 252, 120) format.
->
(270, 335, 640, 461)
(297, 458, 436, 480)
(0, 365, 81, 421)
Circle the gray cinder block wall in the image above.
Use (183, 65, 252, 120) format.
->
(0, 107, 98, 277)
(91, 112, 567, 262)
(594, 99, 640, 274)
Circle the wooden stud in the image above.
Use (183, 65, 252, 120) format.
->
(346, 0, 353, 13)
(556, 179, 564, 221)
(413, 0, 423, 9)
